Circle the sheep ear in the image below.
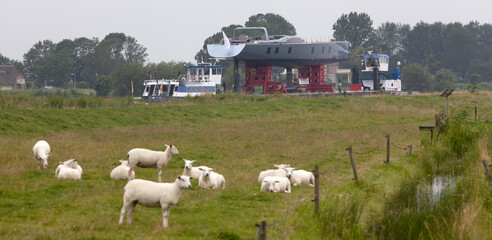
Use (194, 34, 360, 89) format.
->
(165, 144, 170, 148)
(198, 167, 204, 171)
(178, 176, 182, 180)
(74, 159, 78, 161)
(275, 181, 280, 183)
(210, 168, 216, 172)
(119, 160, 124, 163)
(47, 155, 50, 158)
(274, 164, 280, 168)
(189, 176, 194, 180)
(169, 144, 173, 148)
(59, 161, 63, 164)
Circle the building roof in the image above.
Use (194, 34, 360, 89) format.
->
(0, 65, 24, 86)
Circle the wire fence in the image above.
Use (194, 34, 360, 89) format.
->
(256, 134, 414, 239)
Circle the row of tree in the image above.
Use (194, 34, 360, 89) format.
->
(2, 12, 492, 95)
(333, 12, 492, 91)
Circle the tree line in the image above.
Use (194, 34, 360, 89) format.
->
(1, 12, 492, 96)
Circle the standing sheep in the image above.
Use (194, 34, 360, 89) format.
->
(282, 167, 315, 187)
(198, 167, 225, 189)
(55, 159, 83, 180)
(33, 140, 50, 169)
(110, 160, 135, 180)
(261, 176, 291, 193)
(127, 144, 179, 182)
(182, 159, 205, 179)
(119, 176, 192, 228)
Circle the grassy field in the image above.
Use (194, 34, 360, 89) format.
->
(0, 92, 491, 239)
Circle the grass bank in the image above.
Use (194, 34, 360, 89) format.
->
(0, 91, 491, 239)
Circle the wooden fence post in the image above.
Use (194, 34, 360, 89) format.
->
(482, 160, 492, 186)
(312, 165, 319, 214)
(257, 221, 267, 240)
(408, 144, 412, 155)
(475, 106, 478, 121)
(347, 146, 359, 185)
(386, 134, 390, 164)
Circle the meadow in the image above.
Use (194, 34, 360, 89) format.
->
(0, 92, 491, 239)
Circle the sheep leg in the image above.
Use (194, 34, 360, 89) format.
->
(161, 207, 169, 228)
(127, 167, 134, 181)
(119, 202, 128, 225)
(158, 167, 162, 182)
(126, 201, 137, 224)
(36, 158, 40, 169)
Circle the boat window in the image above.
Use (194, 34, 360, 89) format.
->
(322, 47, 325, 53)
(204, 68, 210, 76)
(288, 47, 292, 54)
(145, 87, 150, 93)
(311, 47, 315, 54)
(266, 47, 271, 54)
(212, 69, 216, 75)
(275, 47, 279, 54)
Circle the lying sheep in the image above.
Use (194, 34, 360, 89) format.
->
(33, 140, 50, 169)
(119, 175, 192, 228)
(282, 167, 315, 187)
(261, 176, 291, 193)
(55, 159, 82, 180)
(182, 159, 205, 179)
(198, 167, 225, 189)
(127, 144, 179, 182)
(110, 160, 135, 180)
(258, 167, 289, 182)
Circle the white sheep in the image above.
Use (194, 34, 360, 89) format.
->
(119, 175, 192, 228)
(258, 168, 289, 182)
(127, 144, 179, 182)
(110, 160, 135, 180)
(182, 159, 205, 179)
(33, 140, 50, 169)
(282, 167, 315, 187)
(198, 166, 225, 189)
(261, 176, 291, 193)
(55, 159, 82, 180)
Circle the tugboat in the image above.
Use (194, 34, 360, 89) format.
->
(142, 63, 223, 101)
(350, 52, 402, 92)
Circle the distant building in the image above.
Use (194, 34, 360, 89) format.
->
(0, 65, 26, 90)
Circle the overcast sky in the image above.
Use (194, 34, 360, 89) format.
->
(1, 0, 491, 63)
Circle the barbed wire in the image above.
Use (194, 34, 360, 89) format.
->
(319, 152, 345, 175)
(265, 183, 308, 227)
(391, 141, 408, 150)
(352, 145, 381, 155)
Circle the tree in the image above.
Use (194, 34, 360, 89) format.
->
(145, 61, 192, 80)
(23, 40, 55, 86)
(368, 22, 410, 56)
(244, 13, 296, 36)
(110, 62, 146, 97)
(94, 75, 112, 97)
(441, 23, 478, 78)
(332, 12, 373, 47)
(123, 36, 148, 63)
(401, 63, 433, 91)
(433, 69, 458, 91)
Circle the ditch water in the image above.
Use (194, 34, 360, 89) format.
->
(416, 175, 457, 212)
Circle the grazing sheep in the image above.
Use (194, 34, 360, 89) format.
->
(282, 167, 315, 187)
(182, 159, 205, 179)
(33, 140, 50, 169)
(261, 176, 291, 193)
(119, 176, 192, 228)
(55, 159, 82, 180)
(110, 160, 135, 180)
(198, 167, 225, 189)
(127, 144, 179, 182)
(258, 168, 289, 182)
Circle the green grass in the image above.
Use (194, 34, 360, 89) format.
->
(0, 91, 491, 239)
